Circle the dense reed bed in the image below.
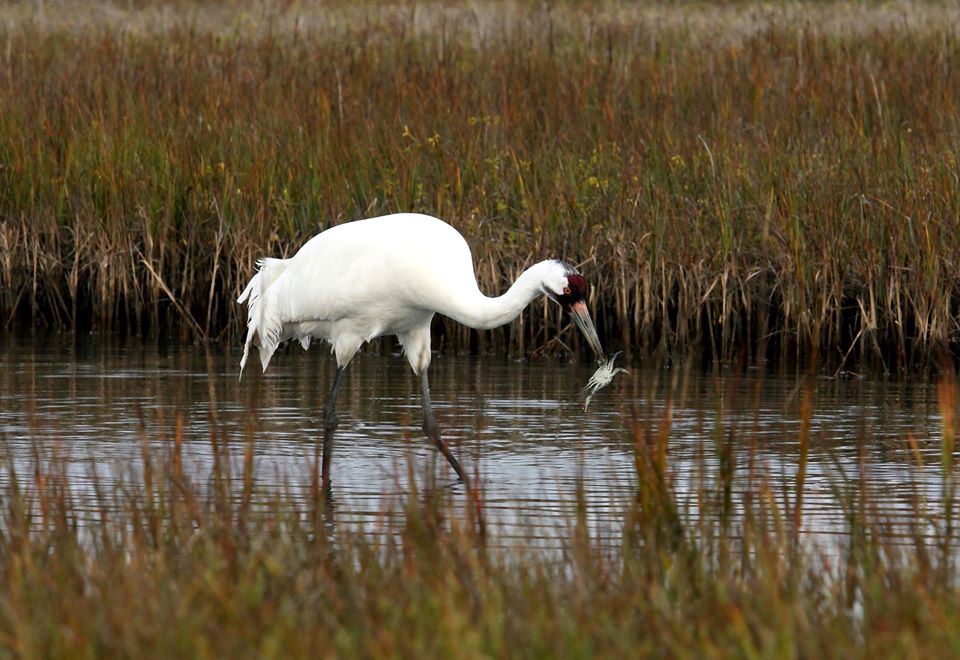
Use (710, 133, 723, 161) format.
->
(2, 1, 960, 367)
(3, 378, 960, 657)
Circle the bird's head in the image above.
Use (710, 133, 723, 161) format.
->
(541, 260, 605, 359)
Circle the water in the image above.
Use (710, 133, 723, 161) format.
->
(0, 334, 949, 548)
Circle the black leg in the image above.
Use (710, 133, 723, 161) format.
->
(321, 366, 345, 492)
(420, 369, 468, 484)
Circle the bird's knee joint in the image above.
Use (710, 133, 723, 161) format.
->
(324, 413, 339, 433)
(422, 418, 438, 439)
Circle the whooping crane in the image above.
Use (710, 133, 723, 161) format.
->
(238, 213, 604, 488)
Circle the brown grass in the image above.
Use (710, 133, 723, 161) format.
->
(3, 382, 960, 656)
(2, 1, 960, 368)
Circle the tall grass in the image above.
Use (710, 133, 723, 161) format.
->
(2, 1, 960, 368)
(3, 384, 960, 656)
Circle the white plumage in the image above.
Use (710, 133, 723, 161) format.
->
(238, 212, 603, 486)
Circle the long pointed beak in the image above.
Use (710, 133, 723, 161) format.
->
(569, 301, 605, 359)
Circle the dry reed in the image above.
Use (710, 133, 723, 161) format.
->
(2, 1, 960, 369)
(2, 383, 960, 656)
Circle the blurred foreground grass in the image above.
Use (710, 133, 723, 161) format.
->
(2, 1, 960, 368)
(3, 380, 960, 657)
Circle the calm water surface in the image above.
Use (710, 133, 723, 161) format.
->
(0, 335, 948, 548)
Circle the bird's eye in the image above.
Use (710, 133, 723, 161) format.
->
(563, 286, 571, 295)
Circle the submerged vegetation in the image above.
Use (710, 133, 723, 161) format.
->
(3, 375, 960, 657)
(2, 1, 960, 367)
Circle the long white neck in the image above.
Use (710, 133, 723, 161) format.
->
(440, 261, 555, 330)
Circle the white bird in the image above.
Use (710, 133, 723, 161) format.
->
(238, 213, 604, 488)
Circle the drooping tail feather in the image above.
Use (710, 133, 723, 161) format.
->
(238, 257, 289, 377)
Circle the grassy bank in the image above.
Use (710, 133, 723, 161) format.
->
(3, 387, 960, 657)
(2, 1, 960, 367)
